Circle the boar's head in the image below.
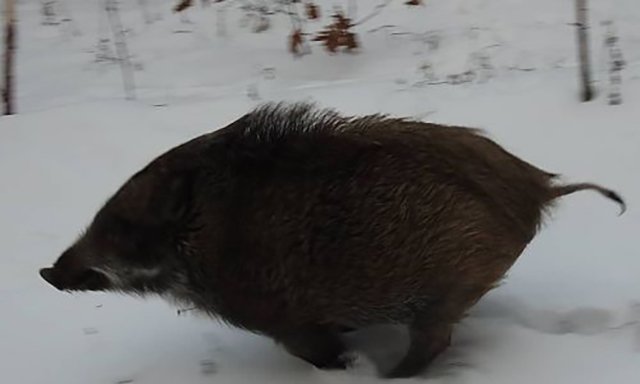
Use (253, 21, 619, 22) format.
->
(40, 160, 197, 295)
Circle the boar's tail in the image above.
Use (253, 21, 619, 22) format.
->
(550, 182, 626, 215)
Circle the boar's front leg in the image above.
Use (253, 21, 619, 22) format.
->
(275, 325, 349, 370)
(385, 318, 453, 378)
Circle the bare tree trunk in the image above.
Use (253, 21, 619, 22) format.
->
(105, 0, 136, 100)
(3, 0, 16, 115)
(575, 0, 593, 102)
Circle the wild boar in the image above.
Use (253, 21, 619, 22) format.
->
(39, 103, 625, 378)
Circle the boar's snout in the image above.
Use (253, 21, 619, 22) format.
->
(39, 267, 64, 290)
(39, 262, 111, 292)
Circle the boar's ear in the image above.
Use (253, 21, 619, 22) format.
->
(148, 169, 195, 225)
(116, 166, 196, 226)
(112, 163, 197, 226)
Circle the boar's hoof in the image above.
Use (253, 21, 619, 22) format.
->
(384, 321, 453, 378)
(278, 326, 349, 370)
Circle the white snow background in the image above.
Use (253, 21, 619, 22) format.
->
(1, 1, 639, 383)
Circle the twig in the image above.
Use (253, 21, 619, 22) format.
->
(507, 66, 536, 72)
(353, 0, 392, 27)
(177, 307, 197, 315)
(367, 24, 397, 34)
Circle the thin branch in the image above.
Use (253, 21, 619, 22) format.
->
(3, 0, 16, 115)
(353, 0, 392, 26)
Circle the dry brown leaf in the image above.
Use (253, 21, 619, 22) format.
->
(305, 2, 320, 20)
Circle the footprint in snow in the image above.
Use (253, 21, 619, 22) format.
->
(200, 359, 218, 375)
(522, 307, 614, 335)
(472, 296, 640, 336)
(83, 327, 99, 336)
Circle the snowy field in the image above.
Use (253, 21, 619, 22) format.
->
(1, 1, 639, 383)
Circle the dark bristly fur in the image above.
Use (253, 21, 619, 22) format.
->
(39, 102, 625, 378)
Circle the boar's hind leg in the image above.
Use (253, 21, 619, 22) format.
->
(276, 325, 349, 370)
(385, 319, 453, 378)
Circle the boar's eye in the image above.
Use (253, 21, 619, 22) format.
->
(92, 213, 160, 266)
(95, 214, 133, 242)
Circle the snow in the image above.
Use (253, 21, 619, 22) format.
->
(1, 0, 639, 383)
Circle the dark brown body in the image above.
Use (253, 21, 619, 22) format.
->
(39, 103, 624, 378)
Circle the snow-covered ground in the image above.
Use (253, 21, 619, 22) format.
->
(1, 1, 639, 383)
